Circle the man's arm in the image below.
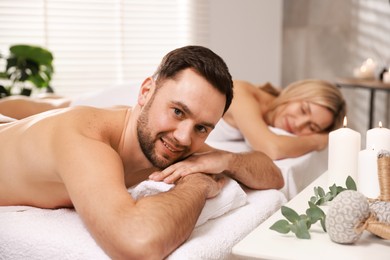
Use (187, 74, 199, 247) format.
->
(223, 150, 284, 190)
(149, 146, 284, 190)
(59, 140, 224, 259)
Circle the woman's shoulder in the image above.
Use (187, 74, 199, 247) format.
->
(233, 80, 259, 96)
(233, 80, 280, 98)
(233, 80, 256, 88)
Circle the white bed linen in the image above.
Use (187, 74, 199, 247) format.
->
(206, 133, 328, 200)
(0, 181, 286, 260)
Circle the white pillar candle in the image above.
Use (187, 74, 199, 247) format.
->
(366, 121, 390, 151)
(328, 117, 361, 187)
(357, 149, 379, 198)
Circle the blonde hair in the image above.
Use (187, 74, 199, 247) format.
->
(267, 79, 346, 132)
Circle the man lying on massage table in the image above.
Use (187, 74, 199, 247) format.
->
(0, 46, 283, 259)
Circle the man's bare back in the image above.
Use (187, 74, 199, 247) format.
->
(0, 46, 283, 259)
(0, 106, 151, 208)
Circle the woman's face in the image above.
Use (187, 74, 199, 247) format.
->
(272, 101, 334, 135)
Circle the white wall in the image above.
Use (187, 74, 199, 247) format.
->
(283, 0, 390, 147)
(209, 0, 282, 86)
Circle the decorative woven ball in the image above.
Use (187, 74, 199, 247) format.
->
(325, 190, 370, 244)
(370, 201, 390, 223)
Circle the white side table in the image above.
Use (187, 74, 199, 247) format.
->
(232, 172, 390, 260)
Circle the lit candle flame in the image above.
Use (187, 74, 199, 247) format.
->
(343, 116, 347, 127)
(379, 121, 383, 128)
(365, 58, 374, 65)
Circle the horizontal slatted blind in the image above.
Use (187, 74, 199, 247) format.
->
(0, 0, 209, 97)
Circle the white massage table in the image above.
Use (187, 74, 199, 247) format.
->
(0, 83, 328, 259)
(0, 184, 286, 259)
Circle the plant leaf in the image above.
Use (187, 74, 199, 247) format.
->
(293, 219, 311, 239)
(320, 218, 326, 232)
(324, 193, 332, 202)
(270, 219, 291, 234)
(306, 205, 324, 224)
(10, 45, 53, 65)
(317, 186, 325, 197)
(346, 176, 357, 191)
(329, 184, 337, 196)
(313, 187, 319, 197)
(316, 197, 325, 206)
(281, 206, 300, 223)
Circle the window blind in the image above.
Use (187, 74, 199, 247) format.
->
(0, 0, 209, 97)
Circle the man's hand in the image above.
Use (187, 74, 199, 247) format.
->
(178, 173, 226, 199)
(149, 150, 231, 184)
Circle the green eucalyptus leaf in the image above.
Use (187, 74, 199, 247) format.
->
(346, 176, 357, 191)
(329, 184, 338, 196)
(270, 219, 291, 234)
(281, 206, 300, 223)
(308, 201, 316, 208)
(290, 223, 297, 234)
(306, 206, 324, 224)
(317, 186, 325, 197)
(324, 193, 332, 202)
(293, 219, 311, 239)
(316, 197, 325, 206)
(313, 187, 319, 197)
(336, 186, 346, 194)
(320, 218, 327, 232)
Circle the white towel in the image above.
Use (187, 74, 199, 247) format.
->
(0, 207, 109, 259)
(129, 178, 248, 227)
(168, 188, 287, 260)
(0, 178, 247, 259)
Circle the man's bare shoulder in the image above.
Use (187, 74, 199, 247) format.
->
(0, 105, 133, 151)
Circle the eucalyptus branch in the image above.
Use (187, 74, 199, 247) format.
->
(270, 176, 357, 239)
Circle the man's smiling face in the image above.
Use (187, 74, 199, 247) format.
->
(137, 68, 226, 168)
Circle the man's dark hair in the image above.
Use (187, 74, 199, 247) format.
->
(153, 45, 233, 114)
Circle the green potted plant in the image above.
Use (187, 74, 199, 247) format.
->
(0, 44, 54, 98)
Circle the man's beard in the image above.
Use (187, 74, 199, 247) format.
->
(137, 98, 179, 169)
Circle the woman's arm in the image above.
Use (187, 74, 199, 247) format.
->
(229, 81, 327, 160)
(0, 95, 70, 119)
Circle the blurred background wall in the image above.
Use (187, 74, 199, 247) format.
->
(281, 0, 390, 147)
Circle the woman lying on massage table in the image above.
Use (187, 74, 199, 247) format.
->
(0, 79, 346, 160)
(206, 79, 346, 160)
